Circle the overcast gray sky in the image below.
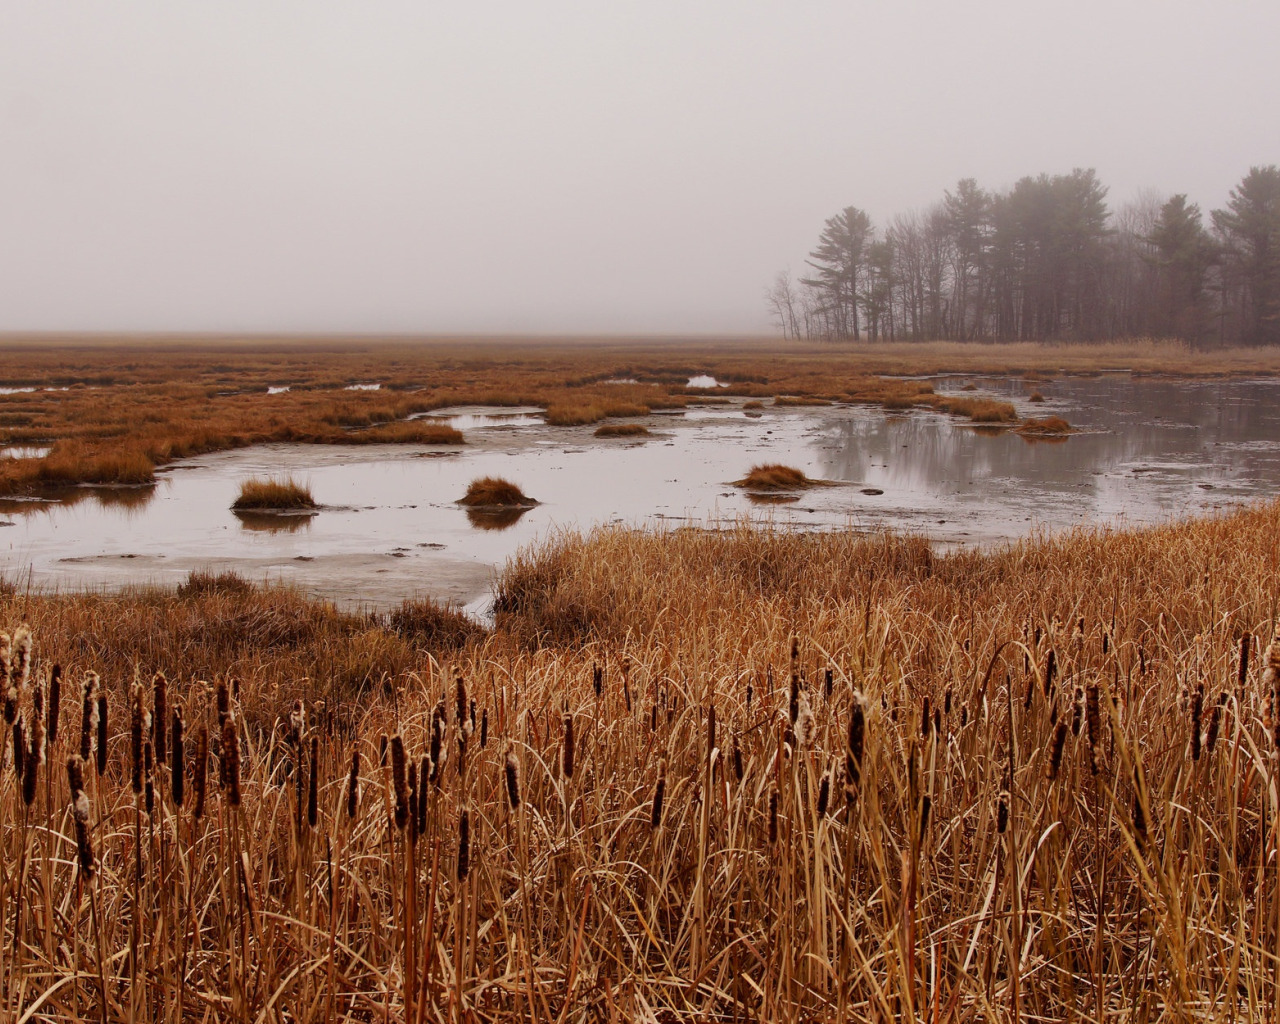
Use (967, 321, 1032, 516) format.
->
(0, 2, 1276, 335)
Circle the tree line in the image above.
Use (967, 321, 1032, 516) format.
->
(768, 165, 1280, 347)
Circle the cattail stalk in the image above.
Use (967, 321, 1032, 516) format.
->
(346, 746, 360, 819)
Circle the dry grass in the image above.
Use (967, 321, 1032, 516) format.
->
(4, 501, 1280, 1018)
(457, 476, 535, 507)
(593, 423, 650, 437)
(1017, 415, 1074, 436)
(231, 475, 317, 511)
(733, 463, 813, 490)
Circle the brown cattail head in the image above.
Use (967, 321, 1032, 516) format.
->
(457, 805, 471, 882)
(215, 678, 230, 730)
(307, 735, 319, 829)
(706, 703, 717, 762)
(416, 755, 429, 834)
(1205, 695, 1224, 755)
(788, 672, 800, 726)
(222, 713, 241, 807)
(130, 679, 148, 795)
(1132, 770, 1148, 845)
(378, 733, 388, 766)
(80, 671, 99, 762)
(1048, 720, 1068, 779)
(480, 708, 488, 749)
(12, 625, 31, 691)
(768, 786, 779, 844)
(390, 734, 409, 829)
(746, 681, 753, 711)
(824, 667, 834, 701)
(144, 741, 154, 817)
(95, 693, 108, 776)
(996, 789, 1009, 834)
(1239, 633, 1251, 690)
(732, 734, 743, 782)
(1043, 649, 1057, 696)
(592, 662, 602, 698)
(562, 711, 574, 780)
(193, 724, 208, 819)
(48, 664, 61, 746)
(454, 670, 467, 729)
(919, 794, 932, 844)
(650, 758, 666, 830)
(817, 770, 830, 817)
(921, 695, 932, 738)
(68, 756, 95, 879)
(428, 710, 442, 780)
(407, 761, 419, 842)
(12, 715, 25, 782)
(22, 718, 41, 806)
(846, 698, 865, 791)
(346, 746, 360, 819)
(1071, 686, 1084, 737)
(504, 747, 521, 811)
(152, 671, 168, 764)
(171, 708, 185, 808)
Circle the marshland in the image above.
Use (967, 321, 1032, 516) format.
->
(0, 337, 1279, 1021)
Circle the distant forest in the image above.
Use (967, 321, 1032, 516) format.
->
(768, 165, 1280, 347)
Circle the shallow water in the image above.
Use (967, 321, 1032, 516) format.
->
(2, 377, 1277, 610)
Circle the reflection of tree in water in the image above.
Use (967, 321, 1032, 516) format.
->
(234, 511, 314, 534)
(466, 506, 530, 531)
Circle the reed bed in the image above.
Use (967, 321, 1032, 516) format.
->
(2, 500, 1280, 1019)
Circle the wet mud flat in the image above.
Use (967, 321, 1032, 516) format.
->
(3, 376, 1279, 611)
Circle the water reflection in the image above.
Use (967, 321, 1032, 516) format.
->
(465, 506, 531, 531)
(234, 510, 314, 533)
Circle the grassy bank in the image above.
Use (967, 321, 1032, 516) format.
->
(0, 335, 1268, 493)
(1, 501, 1279, 1018)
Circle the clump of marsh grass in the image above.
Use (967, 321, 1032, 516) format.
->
(733, 463, 815, 491)
(457, 476, 537, 508)
(231, 475, 317, 511)
(1016, 415, 1073, 436)
(594, 423, 650, 438)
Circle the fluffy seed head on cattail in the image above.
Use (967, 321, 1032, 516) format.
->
(48, 664, 61, 746)
(12, 626, 31, 690)
(794, 691, 814, 748)
(504, 748, 521, 811)
(341, 746, 357, 819)
(390, 734, 409, 829)
(288, 700, 305, 745)
(650, 759, 666, 830)
(457, 806, 471, 882)
(562, 711, 574, 779)
(171, 708, 185, 807)
(152, 672, 168, 764)
(80, 672, 99, 762)
(68, 756, 95, 878)
(95, 693, 108, 776)
(222, 713, 241, 807)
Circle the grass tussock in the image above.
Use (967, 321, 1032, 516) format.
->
(384, 597, 486, 649)
(594, 422, 650, 437)
(1017, 415, 1074, 435)
(773, 394, 832, 407)
(733, 463, 813, 490)
(232, 475, 317, 511)
(458, 476, 535, 507)
(935, 395, 1020, 422)
(4, 501, 1280, 1017)
(742, 400, 765, 410)
(544, 401, 650, 426)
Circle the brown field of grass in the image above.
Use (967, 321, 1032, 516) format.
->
(0, 334, 1270, 495)
(2, 487, 1279, 1018)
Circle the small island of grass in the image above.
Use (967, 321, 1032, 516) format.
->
(733, 464, 815, 491)
(594, 423, 650, 438)
(1016, 416, 1074, 437)
(457, 476, 538, 508)
(232, 475, 317, 511)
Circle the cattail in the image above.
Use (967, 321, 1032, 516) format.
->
(1132, 779, 1147, 844)
(919, 794, 932, 843)
(480, 708, 488, 748)
(817, 771, 830, 817)
(649, 704, 656, 732)
(1239, 633, 1251, 689)
(824, 668, 833, 700)
(288, 700, 305, 745)
(457, 806, 471, 882)
(130, 680, 147, 795)
(1085, 682, 1101, 774)
(346, 746, 360, 818)
(650, 759, 666, 830)
(1205, 695, 1224, 755)
(222, 713, 241, 807)
(768, 787, 779, 844)
(794, 691, 814, 748)
(22, 720, 41, 806)
(80, 672, 98, 762)
(307, 735, 319, 828)
(1048, 720, 1068, 779)
(171, 708, 185, 808)
(706, 703, 717, 761)
(1102, 632, 1109, 655)
(562, 712, 574, 780)
(215, 679, 230, 731)
(469, 698, 476, 733)
(96, 693, 108, 776)
(12, 715, 25, 782)
(504, 749, 521, 811)
(1071, 686, 1083, 737)
(378, 734, 388, 766)
(428, 712, 442, 780)
(407, 762, 419, 842)
(391, 735, 409, 829)
(49, 664, 61, 746)
(996, 790, 1009, 834)
(846, 699, 865, 790)
(193, 724, 208, 819)
(746, 682, 753, 711)
(593, 662, 602, 698)
(788, 673, 800, 725)
(1044, 649, 1057, 696)
(1190, 684, 1204, 761)
(455, 671, 467, 728)
(432, 714, 448, 785)
(13, 626, 30, 690)
(144, 741, 154, 817)
(153, 671, 168, 764)
(416, 755, 429, 834)
(944, 687, 952, 716)
(623, 675, 632, 713)
(68, 756, 95, 879)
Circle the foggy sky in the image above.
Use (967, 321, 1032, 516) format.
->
(1, 2, 1277, 336)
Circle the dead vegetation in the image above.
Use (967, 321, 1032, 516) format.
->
(733, 463, 814, 491)
(457, 476, 535, 508)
